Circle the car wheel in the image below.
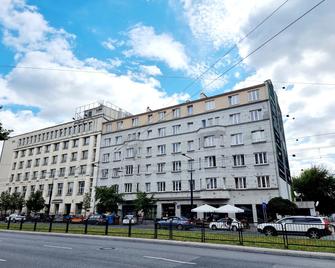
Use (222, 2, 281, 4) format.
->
(177, 224, 183, 230)
(211, 225, 217, 230)
(231, 226, 237, 232)
(156, 223, 161, 229)
(264, 227, 277, 236)
(307, 229, 320, 239)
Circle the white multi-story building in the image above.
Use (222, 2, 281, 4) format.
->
(98, 80, 291, 222)
(0, 102, 131, 215)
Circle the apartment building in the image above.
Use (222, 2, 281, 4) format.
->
(0, 102, 131, 215)
(98, 80, 291, 222)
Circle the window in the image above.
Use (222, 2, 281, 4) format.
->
(145, 164, 151, 174)
(205, 156, 216, 168)
(54, 143, 60, 151)
(29, 149, 33, 156)
(112, 184, 119, 193)
(36, 146, 42, 154)
(82, 150, 88, 160)
(14, 151, 18, 158)
(101, 169, 109, 178)
(22, 186, 27, 196)
(233, 154, 245, 166)
(63, 141, 69, 149)
(61, 154, 67, 163)
(114, 151, 121, 161)
(126, 148, 134, 158)
(159, 111, 166, 120)
(24, 172, 29, 181)
(35, 158, 40, 167)
(206, 178, 217, 189)
(157, 182, 166, 192)
(257, 176, 270, 188)
(146, 147, 152, 156)
(158, 127, 166, 137)
(205, 100, 215, 110)
(145, 183, 151, 192)
(47, 184, 53, 197)
(250, 109, 262, 121)
(12, 162, 16, 170)
(204, 135, 215, 147)
(172, 161, 181, 172)
(228, 95, 239, 106)
(73, 139, 79, 148)
(115, 136, 122, 145)
(172, 142, 181, 153)
(71, 152, 78, 161)
(69, 166, 76, 176)
(78, 181, 85, 195)
(104, 138, 112, 146)
(147, 130, 152, 138)
(67, 182, 73, 195)
(207, 118, 213, 126)
(79, 165, 86, 175)
(41, 170, 47, 179)
(230, 113, 240, 124)
(125, 183, 132, 193)
(52, 155, 57, 164)
(83, 137, 90, 145)
(45, 145, 50, 153)
(157, 145, 166, 155)
(50, 169, 56, 178)
(116, 121, 123, 130)
(132, 117, 139, 127)
(59, 168, 66, 177)
(30, 185, 35, 194)
(187, 105, 193, 115)
(254, 152, 268, 165)
(231, 133, 243, 145)
(187, 140, 194, 151)
(235, 177, 246, 189)
(157, 163, 165, 173)
(102, 153, 110, 163)
(252, 130, 265, 143)
(112, 168, 121, 177)
(16, 173, 21, 181)
(187, 122, 193, 130)
(106, 123, 112, 132)
(249, 89, 259, 101)
(148, 114, 153, 123)
(57, 183, 63, 196)
(173, 108, 181, 118)
(173, 180, 182, 191)
(125, 165, 133, 175)
(19, 161, 23, 169)
(171, 124, 180, 135)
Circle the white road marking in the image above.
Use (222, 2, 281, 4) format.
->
(43, 245, 72, 250)
(143, 256, 196, 265)
(0, 259, 6, 262)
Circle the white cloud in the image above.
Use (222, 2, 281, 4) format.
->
(140, 65, 162, 76)
(125, 24, 189, 71)
(101, 38, 120, 51)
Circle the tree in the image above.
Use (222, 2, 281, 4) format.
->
(26, 191, 45, 214)
(292, 166, 335, 215)
(95, 186, 124, 214)
(134, 192, 156, 220)
(82, 192, 91, 216)
(0, 191, 11, 215)
(9, 192, 25, 213)
(0, 106, 13, 140)
(268, 197, 297, 219)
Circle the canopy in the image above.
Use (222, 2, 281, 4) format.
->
(215, 204, 244, 213)
(191, 204, 217, 213)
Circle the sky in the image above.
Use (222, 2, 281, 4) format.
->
(0, 0, 334, 176)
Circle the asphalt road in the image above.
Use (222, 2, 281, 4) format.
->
(0, 232, 333, 268)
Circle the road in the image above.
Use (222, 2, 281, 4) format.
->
(0, 232, 333, 268)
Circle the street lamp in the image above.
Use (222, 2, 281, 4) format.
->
(182, 153, 194, 216)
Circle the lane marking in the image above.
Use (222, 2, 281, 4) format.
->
(143, 256, 196, 265)
(0, 259, 6, 262)
(43, 245, 72, 250)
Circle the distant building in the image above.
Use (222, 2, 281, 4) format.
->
(98, 80, 291, 222)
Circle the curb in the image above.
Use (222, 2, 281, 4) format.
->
(1, 229, 335, 260)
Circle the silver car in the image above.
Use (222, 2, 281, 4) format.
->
(5, 213, 26, 223)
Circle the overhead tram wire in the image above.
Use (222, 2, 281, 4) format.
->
(200, 0, 327, 94)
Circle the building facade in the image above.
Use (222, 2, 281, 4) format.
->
(0, 102, 131, 215)
(98, 80, 291, 222)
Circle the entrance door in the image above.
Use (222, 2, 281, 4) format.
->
(64, 204, 71, 215)
(162, 203, 175, 217)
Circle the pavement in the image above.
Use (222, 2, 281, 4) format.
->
(0, 231, 334, 267)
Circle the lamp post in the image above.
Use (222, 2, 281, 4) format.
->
(182, 153, 194, 217)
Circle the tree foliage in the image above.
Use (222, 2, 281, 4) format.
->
(95, 186, 124, 214)
(82, 192, 91, 215)
(26, 191, 45, 213)
(9, 192, 25, 213)
(134, 192, 156, 218)
(268, 197, 297, 219)
(0, 191, 11, 214)
(292, 166, 335, 215)
(0, 106, 13, 140)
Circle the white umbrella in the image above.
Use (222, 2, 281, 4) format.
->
(191, 204, 217, 213)
(215, 204, 244, 213)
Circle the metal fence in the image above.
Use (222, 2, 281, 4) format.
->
(1, 219, 334, 253)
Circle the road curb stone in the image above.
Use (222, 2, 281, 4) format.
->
(1, 229, 335, 260)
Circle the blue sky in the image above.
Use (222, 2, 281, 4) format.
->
(1, 0, 335, 175)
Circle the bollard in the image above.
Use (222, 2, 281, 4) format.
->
(34, 220, 37, 231)
(105, 219, 109, 235)
(154, 219, 158, 239)
(201, 220, 205, 243)
(84, 219, 88, 234)
(19, 218, 24, 230)
(7, 217, 11, 229)
(238, 223, 243, 245)
(65, 219, 70, 233)
(169, 219, 173, 240)
(48, 218, 53, 232)
(128, 219, 132, 237)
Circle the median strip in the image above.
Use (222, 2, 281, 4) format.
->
(43, 244, 72, 250)
(143, 255, 196, 265)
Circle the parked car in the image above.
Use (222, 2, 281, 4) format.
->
(209, 218, 241, 231)
(122, 215, 137, 225)
(257, 216, 332, 239)
(5, 214, 26, 223)
(53, 215, 66, 223)
(157, 216, 193, 230)
(70, 215, 84, 224)
(85, 214, 107, 225)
